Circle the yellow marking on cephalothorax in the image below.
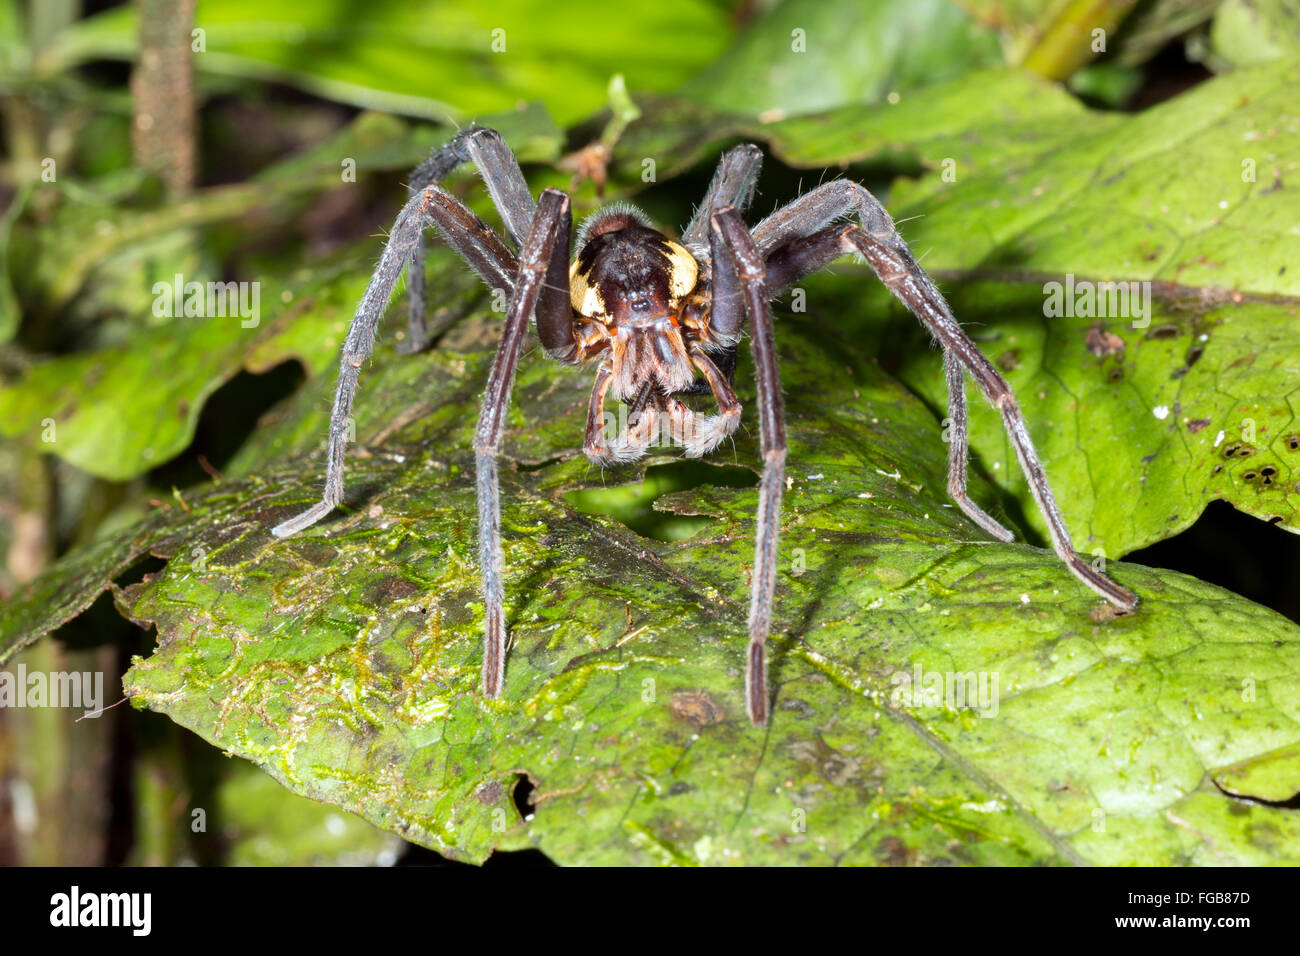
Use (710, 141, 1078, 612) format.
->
(664, 240, 698, 305)
(569, 259, 605, 317)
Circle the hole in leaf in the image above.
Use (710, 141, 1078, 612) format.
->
(512, 772, 537, 820)
(1221, 442, 1256, 459)
(565, 461, 757, 541)
(114, 554, 169, 589)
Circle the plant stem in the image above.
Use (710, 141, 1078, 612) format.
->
(130, 0, 197, 197)
(1020, 0, 1140, 81)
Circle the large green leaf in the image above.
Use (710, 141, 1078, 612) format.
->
(808, 61, 1300, 558)
(5, 250, 1298, 864)
(679, 0, 1003, 117)
(623, 63, 1300, 558)
(48, 0, 731, 125)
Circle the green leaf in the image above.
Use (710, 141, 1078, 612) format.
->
(0, 240, 392, 481)
(0, 109, 560, 481)
(48, 0, 731, 125)
(643, 62, 1300, 557)
(826, 62, 1300, 558)
(680, 0, 1003, 117)
(5, 249, 1298, 864)
(1209, 0, 1300, 69)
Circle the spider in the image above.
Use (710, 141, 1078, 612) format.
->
(271, 125, 1138, 725)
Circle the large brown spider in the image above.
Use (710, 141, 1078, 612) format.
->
(272, 126, 1137, 725)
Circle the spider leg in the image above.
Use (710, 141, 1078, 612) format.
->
(748, 179, 1134, 609)
(845, 214, 1135, 608)
(475, 188, 573, 697)
(710, 207, 787, 726)
(583, 364, 616, 459)
(584, 374, 661, 464)
(668, 145, 765, 398)
(407, 126, 537, 350)
(754, 213, 1011, 539)
(682, 350, 742, 457)
(763, 224, 849, 295)
(675, 341, 740, 398)
(943, 348, 1015, 542)
(271, 185, 518, 539)
(681, 143, 764, 250)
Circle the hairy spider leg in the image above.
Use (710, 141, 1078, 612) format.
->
(672, 143, 766, 399)
(762, 222, 1012, 541)
(942, 348, 1017, 542)
(681, 143, 764, 249)
(406, 126, 537, 350)
(686, 350, 743, 453)
(710, 207, 787, 726)
(474, 188, 573, 697)
(270, 184, 516, 538)
(749, 179, 1137, 611)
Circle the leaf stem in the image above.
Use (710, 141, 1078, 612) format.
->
(1020, 0, 1140, 81)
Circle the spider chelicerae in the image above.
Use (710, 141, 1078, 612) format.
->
(272, 125, 1138, 725)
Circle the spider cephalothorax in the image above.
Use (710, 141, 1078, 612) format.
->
(561, 205, 740, 463)
(272, 125, 1138, 725)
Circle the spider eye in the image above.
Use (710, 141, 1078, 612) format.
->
(664, 241, 698, 303)
(569, 259, 605, 317)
